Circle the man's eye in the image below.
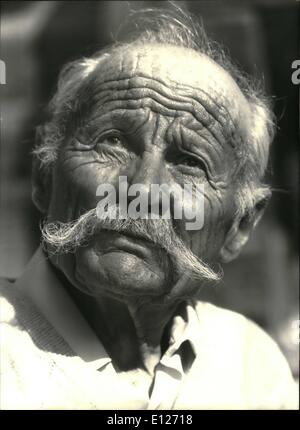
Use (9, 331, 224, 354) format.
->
(179, 155, 201, 168)
(73, 132, 124, 152)
(98, 133, 124, 147)
(99, 135, 122, 146)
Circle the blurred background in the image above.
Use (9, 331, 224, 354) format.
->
(0, 0, 299, 378)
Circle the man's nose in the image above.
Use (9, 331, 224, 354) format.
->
(131, 148, 165, 185)
(125, 149, 171, 216)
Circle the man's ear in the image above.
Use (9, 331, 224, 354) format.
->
(219, 190, 271, 263)
(31, 128, 52, 214)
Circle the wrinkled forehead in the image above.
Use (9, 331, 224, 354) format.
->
(85, 44, 252, 144)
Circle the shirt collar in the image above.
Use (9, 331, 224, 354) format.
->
(160, 302, 198, 374)
(15, 246, 199, 374)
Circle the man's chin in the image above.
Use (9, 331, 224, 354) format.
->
(73, 245, 173, 299)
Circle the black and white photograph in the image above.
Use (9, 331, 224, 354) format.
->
(0, 0, 299, 411)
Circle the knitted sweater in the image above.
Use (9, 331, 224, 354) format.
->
(0, 275, 298, 410)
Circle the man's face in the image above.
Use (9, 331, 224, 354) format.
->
(45, 45, 251, 302)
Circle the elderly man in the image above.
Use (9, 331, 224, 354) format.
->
(0, 9, 298, 410)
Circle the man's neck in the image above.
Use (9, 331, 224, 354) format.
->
(62, 279, 178, 375)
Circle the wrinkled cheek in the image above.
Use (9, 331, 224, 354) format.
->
(47, 156, 122, 223)
(186, 191, 231, 261)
